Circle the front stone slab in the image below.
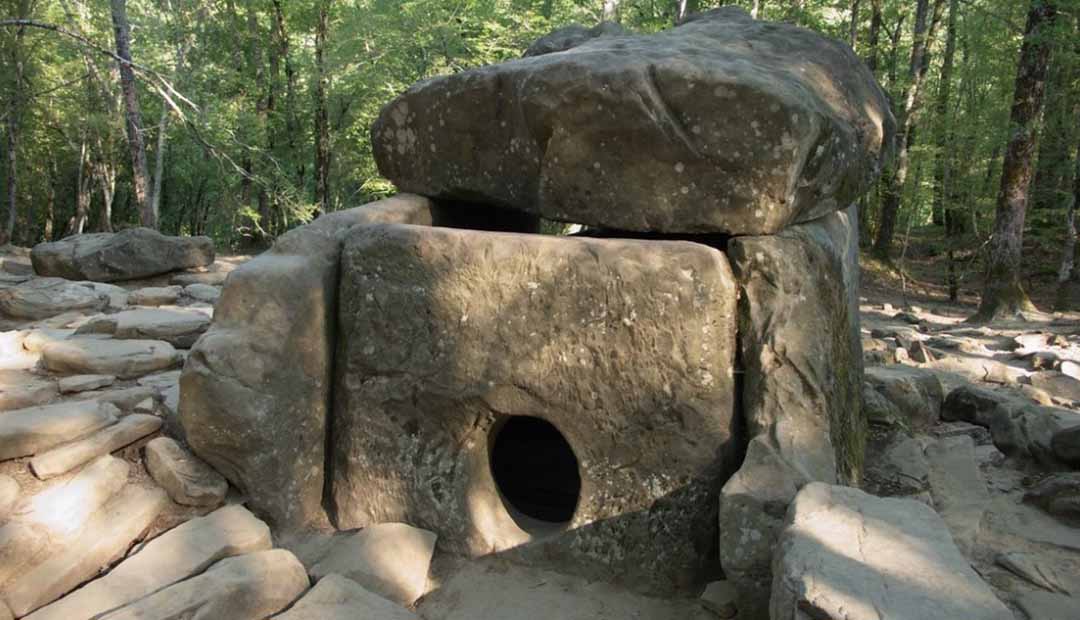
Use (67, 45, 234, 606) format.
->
(332, 224, 739, 593)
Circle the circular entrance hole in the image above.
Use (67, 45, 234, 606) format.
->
(490, 416, 581, 529)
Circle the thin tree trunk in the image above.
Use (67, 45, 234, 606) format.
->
(866, 0, 882, 72)
(314, 0, 331, 215)
(849, 0, 861, 50)
(932, 0, 959, 227)
(1054, 140, 1080, 310)
(675, 0, 699, 24)
(973, 0, 1057, 321)
(872, 0, 946, 260)
(68, 140, 91, 235)
(602, 0, 620, 22)
(110, 0, 154, 228)
(1, 6, 27, 247)
(751, 0, 762, 20)
(1031, 19, 1078, 211)
(150, 104, 167, 224)
(44, 160, 56, 241)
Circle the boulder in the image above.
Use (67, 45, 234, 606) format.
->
(144, 437, 228, 507)
(4, 485, 169, 617)
(41, 337, 180, 379)
(331, 223, 738, 594)
(75, 307, 212, 348)
(0, 370, 56, 411)
(718, 206, 863, 618)
(275, 574, 419, 620)
(0, 278, 108, 320)
(30, 228, 214, 282)
(96, 549, 309, 620)
(30, 414, 161, 479)
(864, 365, 944, 429)
(1052, 424, 1080, 466)
(770, 483, 1012, 620)
(310, 523, 436, 606)
(1024, 473, 1080, 522)
(523, 21, 627, 57)
(0, 401, 118, 461)
(25, 505, 272, 620)
(1030, 370, 1080, 402)
(373, 8, 893, 235)
(183, 283, 220, 304)
(181, 194, 444, 529)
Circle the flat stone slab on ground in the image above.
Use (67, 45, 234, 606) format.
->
(30, 228, 214, 282)
(41, 337, 180, 379)
(926, 435, 989, 553)
(0, 401, 118, 461)
(25, 504, 272, 620)
(96, 549, 309, 620)
(75, 307, 211, 348)
(57, 374, 115, 394)
(171, 271, 227, 286)
(127, 286, 182, 307)
(1016, 591, 1078, 620)
(30, 414, 162, 479)
(771, 482, 1012, 620)
(183, 283, 220, 304)
(3, 484, 169, 617)
(310, 523, 436, 606)
(144, 437, 228, 506)
(0, 370, 56, 411)
(276, 574, 419, 620)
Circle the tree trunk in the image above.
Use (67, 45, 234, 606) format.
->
(68, 140, 91, 236)
(751, 0, 762, 20)
(314, 0, 331, 215)
(931, 0, 959, 227)
(866, 0, 882, 72)
(1031, 18, 1078, 211)
(872, 0, 946, 260)
(110, 0, 154, 228)
(675, 0, 700, 24)
(44, 160, 56, 242)
(602, 0, 621, 22)
(1, 6, 27, 247)
(848, 0, 861, 50)
(973, 0, 1057, 321)
(1054, 139, 1080, 310)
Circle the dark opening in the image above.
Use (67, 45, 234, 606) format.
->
(490, 416, 581, 526)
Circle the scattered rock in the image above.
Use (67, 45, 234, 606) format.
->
(1024, 473, 1080, 522)
(995, 551, 1070, 594)
(865, 435, 929, 496)
(133, 398, 155, 414)
(127, 286, 182, 307)
(276, 574, 419, 620)
(4, 484, 169, 617)
(171, 271, 227, 286)
(57, 374, 115, 394)
(96, 549, 309, 620)
(864, 366, 944, 429)
(183, 283, 220, 304)
(1015, 591, 1078, 620)
(374, 8, 893, 235)
(0, 370, 57, 411)
(74, 385, 158, 412)
(30, 414, 162, 479)
(144, 437, 228, 507)
(1030, 371, 1080, 402)
(75, 308, 211, 348)
(30, 228, 214, 282)
(0, 401, 118, 461)
(1051, 424, 1080, 466)
(41, 337, 180, 379)
(699, 581, 737, 619)
(771, 483, 1012, 620)
(1020, 383, 1055, 406)
(25, 504, 272, 620)
(925, 435, 988, 553)
(1060, 360, 1080, 381)
(0, 475, 18, 523)
(0, 278, 108, 319)
(862, 383, 906, 428)
(909, 339, 936, 363)
(310, 523, 436, 606)
(984, 495, 1080, 552)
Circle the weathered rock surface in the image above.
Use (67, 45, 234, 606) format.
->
(996, 551, 1072, 594)
(770, 483, 1012, 620)
(183, 283, 220, 304)
(181, 194, 444, 529)
(30, 414, 162, 479)
(25, 504, 272, 620)
(1024, 473, 1080, 521)
(0, 370, 56, 411)
(864, 435, 929, 496)
(57, 373, 115, 394)
(127, 286, 182, 307)
(1052, 424, 1080, 466)
(276, 574, 419, 620)
(1016, 591, 1077, 620)
(4, 484, 169, 617)
(144, 437, 228, 507)
(718, 206, 863, 617)
(171, 271, 227, 286)
(332, 223, 738, 593)
(30, 228, 214, 282)
(926, 435, 988, 553)
(310, 523, 436, 606)
(0, 278, 109, 319)
(76, 307, 212, 348)
(75, 385, 158, 411)
(41, 337, 180, 379)
(1030, 370, 1080, 402)
(864, 365, 944, 429)
(0, 401, 118, 461)
(97, 549, 309, 620)
(374, 9, 893, 235)
(0, 475, 18, 523)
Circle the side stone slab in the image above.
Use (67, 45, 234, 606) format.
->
(180, 194, 443, 529)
